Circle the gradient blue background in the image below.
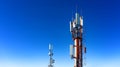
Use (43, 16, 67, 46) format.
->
(0, 0, 120, 67)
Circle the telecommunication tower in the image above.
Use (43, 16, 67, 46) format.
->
(48, 44, 55, 67)
(69, 13, 86, 67)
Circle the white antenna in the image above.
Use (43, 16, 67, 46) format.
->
(70, 44, 74, 59)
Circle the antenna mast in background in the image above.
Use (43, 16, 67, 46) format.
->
(48, 44, 55, 67)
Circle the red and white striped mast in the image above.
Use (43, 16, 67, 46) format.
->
(70, 13, 86, 67)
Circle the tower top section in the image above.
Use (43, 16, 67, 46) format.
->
(70, 13, 83, 39)
(48, 44, 53, 56)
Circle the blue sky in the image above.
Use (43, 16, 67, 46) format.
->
(0, 0, 120, 67)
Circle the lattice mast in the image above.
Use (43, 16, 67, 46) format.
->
(70, 13, 86, 67)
